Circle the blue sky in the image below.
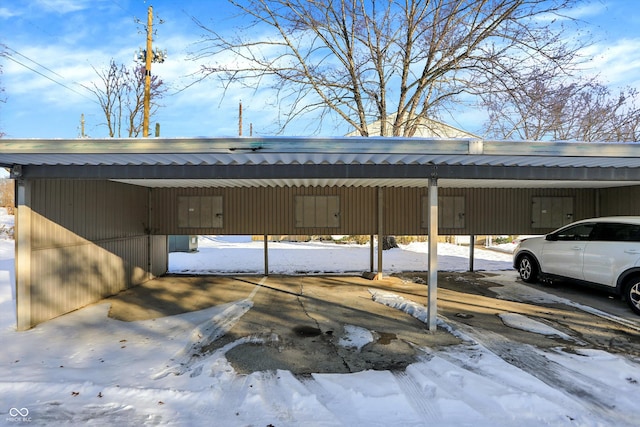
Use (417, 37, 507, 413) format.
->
(1, 0, 640, 139)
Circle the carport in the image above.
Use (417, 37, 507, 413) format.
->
(3, 137, 640, 331)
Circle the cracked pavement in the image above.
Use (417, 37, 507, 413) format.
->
(106, 272, 640, 375)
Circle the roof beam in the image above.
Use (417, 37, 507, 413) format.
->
(15, 163, 640, 182)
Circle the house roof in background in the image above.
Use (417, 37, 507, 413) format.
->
(345, 114, 480, 138)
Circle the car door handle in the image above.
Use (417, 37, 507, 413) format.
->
(572, 246, 583, 251)
(624, 249, 640, 254)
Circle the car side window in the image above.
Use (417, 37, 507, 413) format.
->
(625, 225, 640, 242)
(554, 223, 596, 241)
(589, 223, 640, 242)
(593, 223, 640, 242)
(591, 223, 619, 241)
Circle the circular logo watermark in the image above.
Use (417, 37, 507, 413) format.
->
(6, 408, 31, 423)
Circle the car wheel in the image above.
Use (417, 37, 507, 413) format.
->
(518, 255, 538, 283)
(625, 278, 640, 315)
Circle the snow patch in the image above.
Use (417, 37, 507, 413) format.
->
(152, 299, 253, 379)
(369, 289, 429, 323)
(338, 325, 374, 350)
(499, 313, 574, 341)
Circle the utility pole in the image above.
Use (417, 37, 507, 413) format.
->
(136, 6, 166, 137)
(239, 100, 243, 136)
(143, 5, 153, 137)
(80, 114, 86, 138)
(239, 101, 254, 136)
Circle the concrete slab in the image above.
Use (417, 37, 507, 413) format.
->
(102, 272, 640, 375)
(105, 274, 460, 374)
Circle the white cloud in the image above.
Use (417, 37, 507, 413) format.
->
(579, 37, 640, 87)
(35, 0, 92, 14)
(0, 7, 19, 19)
(563, 2, 609, 20)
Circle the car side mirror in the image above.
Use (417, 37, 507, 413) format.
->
(545, 234, 558, 241)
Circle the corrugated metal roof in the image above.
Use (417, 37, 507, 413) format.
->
(3, 137, 640, 188)
(2, 152, 639, 168)
(2, 137, 640, 163)
(110, 178, 640, 189)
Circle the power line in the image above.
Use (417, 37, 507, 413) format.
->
(5, 46, 66, 80)
(107, 0, 130, 13)
(4, 53, 95, 102)
(5, 46, 96, 102)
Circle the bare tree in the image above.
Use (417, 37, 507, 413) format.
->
(0, 44, 6, 138)
(192, 0, 585, 136)
(90, 61, 126, 137)
(569, 86, 640, 142)
(89, 60, 166, 137)
(483, 70, 640, 142)
(125, 65, 166, 137)
(0, 179, 14, 215)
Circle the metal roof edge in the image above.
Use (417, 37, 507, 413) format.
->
(1, 137, 640, 157)
(0, 136, 472, 154)
(481, 140, 640, 157)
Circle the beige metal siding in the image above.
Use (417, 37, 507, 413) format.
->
(23, 180, 158, 327)
(599, 186, 640, 216)
(152, 186, 378, 235)
(384, 187, 424, 235)
(464, 187, 528, 235)
(151, 186, 603, 237)
(456, 188, 595, 235)
(150, 234, 168, 276)
(15, 180, 32, 331)
(381, 187, 596, 236)
(31, 180, 149, 245)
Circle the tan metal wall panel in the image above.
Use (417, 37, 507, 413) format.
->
(25, 180, 156, 327)
(600, 186, 640, 216)
(383, 187, 424, 235)
(151, 235, 168, 277)
(152, 186, 379, 235)
(455, 187, 596, 235)
(150, 185, 612, 237)
(374, 187, 597, 236)
(31, 180, 149, 246)
(29, 235, 153, 325)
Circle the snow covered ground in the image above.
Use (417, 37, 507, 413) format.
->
(1, 215, 640, 426)
(169, 235, 515, 275)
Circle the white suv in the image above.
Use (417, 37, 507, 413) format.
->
(513, 217, 640, 315)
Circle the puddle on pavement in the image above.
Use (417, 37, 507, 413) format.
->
(377, 332, 397, 345)
(293, 325, 322, 337)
